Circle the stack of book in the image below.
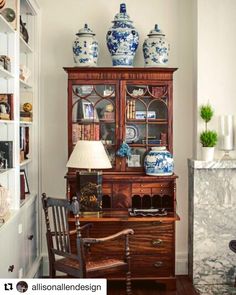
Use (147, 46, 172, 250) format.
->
(72, 123, 100, 143)
(126, 100, 136, 119)
(20, 111, 32, 122)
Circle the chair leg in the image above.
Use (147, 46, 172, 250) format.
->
(126, 269, 132, 295)
(49, 263, 56, 278)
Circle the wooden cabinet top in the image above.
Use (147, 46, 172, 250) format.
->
(64, 67, 178, 81)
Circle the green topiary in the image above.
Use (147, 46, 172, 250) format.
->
(199, 103, 218, 147)
(200, 130, 218, 147)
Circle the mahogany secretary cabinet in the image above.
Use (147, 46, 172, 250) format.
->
(64, 67, 179, 289)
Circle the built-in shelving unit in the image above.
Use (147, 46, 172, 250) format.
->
(0, 0, 40, 278)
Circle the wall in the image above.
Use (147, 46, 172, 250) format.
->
(38, 0, 194, 274)
(197, 0, 236, 159)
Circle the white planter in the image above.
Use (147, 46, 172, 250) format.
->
(202, 147, 215, 161)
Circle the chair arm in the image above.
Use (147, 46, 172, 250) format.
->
(83, 228, 134, 244)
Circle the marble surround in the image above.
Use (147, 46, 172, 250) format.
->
(188, 159, 236, 291)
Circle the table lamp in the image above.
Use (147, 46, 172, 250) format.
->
(66, 140, 112, 214)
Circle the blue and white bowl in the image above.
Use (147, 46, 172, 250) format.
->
(106, 3, 139, 67)
(143, 24, 169, 67)
(144, 147, 174, 176)
(73, 24, 99, 67)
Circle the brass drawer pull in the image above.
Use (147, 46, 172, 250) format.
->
(154, 261, 163, 268)
(152, 221, 162, 226)
(152, 239, 163, 246)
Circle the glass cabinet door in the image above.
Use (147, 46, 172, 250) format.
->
(124, 83, 169, 171)
(71, 83, 118, 169)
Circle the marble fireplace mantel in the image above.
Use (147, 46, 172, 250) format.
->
(188, 159, 236, 294)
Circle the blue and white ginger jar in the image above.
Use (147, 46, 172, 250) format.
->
(73, 24, 99, 67)
(106, 3, 139, 67)
(144, 147, 174, 176)
(143, 24, 169, 67)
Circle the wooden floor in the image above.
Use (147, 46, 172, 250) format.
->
(107, 276, 199, 295)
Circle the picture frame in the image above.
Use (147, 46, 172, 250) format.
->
(127, 154, 141, 167)
(81, 101, 98, 120)
(20, 169, 30, 194)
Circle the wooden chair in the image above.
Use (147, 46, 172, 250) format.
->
(42, 193, 134, 294)
(229, 240, 236, 287)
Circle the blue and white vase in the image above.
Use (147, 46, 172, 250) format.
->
(144, 147, 174, 176)
(106, 3, 139, 67)
(73, 24, 99, 67)
(143, 24, 169, 67)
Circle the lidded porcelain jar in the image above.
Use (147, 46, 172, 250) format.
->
(106, 3, 139, 67)
(144, 147, 174, 176)
(143, 24, 169, 67)
(73, 24, 99, 67)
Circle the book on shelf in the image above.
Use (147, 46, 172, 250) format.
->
(72, 123, 100, 144)
(0, 141, 13, 168)
(20, 111, 33, 122)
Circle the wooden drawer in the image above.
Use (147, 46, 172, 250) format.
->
(132, 182, 171, 189)
(77, 221, 174, 256)
(105, 254, 173, 279)
(151, 188, 172, 195)
(131, 254, 173, 277)
(132, 188, 152, 194)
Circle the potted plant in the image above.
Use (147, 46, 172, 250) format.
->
(200, 104, 218, 161)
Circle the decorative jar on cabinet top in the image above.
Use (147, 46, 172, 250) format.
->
(106, 3, 139, 67)
(144, 146, 174, 176)
(73, 24, 99, 67)
(143, 24, 169, 67)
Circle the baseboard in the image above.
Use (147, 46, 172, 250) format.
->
(176, 252, 188, 275)
(41, 252, 188, 277)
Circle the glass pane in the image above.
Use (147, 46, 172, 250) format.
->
(72, 84, 116, 169)
(127, 147, 146, 168)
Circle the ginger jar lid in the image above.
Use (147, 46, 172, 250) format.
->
(148, 24, 165, 37)
(113, 3, 132, 23)
(76, 24, 95, 36)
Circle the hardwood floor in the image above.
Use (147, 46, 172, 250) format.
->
(107, 276, 199, 295)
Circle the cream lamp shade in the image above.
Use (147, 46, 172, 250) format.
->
(66, 140, 112, 170)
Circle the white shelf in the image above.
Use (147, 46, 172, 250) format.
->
(0, 168, 14, 175)
(20, 79, 33, 89)
(0, 67, 14, 79)
(20, 121, 33, 125)
(0, 120, 15, 124)
(0, 15, 15, 34)
(20, 159, 32, 166)
(20, 36, 33, 54)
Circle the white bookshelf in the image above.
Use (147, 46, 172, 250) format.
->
(0, 0, 40, 279)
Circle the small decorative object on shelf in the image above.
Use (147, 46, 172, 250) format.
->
(20, 102, 33, 122)
(19, 64, 31, 82)
(199, 104, 218, 161)
(128, 208, 167, 217)
(0, 7, 16, 23)
(0, 55, 11, 71)
(73, 24, 99, 67)
(0, 94, 13, 120)
(219, 115, 234, 160)
(20, 16, 29, 43)
(106, 3, 139, 67)
(144, 146, 174, 176)
(143, 24, 169, 67)
(116, 141, 131, 158)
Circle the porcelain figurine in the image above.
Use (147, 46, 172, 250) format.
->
(144, 146, 173, 176)
(73, 24, 99, 67)
(143, 24, 169, 67)
(106, 3, 139, 67)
